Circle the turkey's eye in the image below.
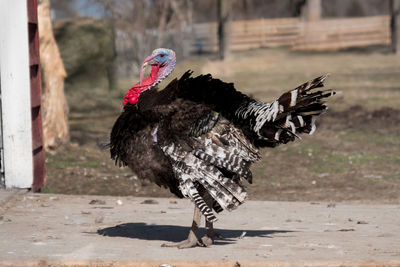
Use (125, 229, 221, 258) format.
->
(159, 54, 165, 58)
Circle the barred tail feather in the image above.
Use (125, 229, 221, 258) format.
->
(160, 142, 248, 222)
(197, 174, 242, 211)
(193, 150, 252, 182)
(173, 162, 218, 222)
(186, 182, 218, 222)
(272, 75, 335, 139)
(191, 121, 260, 184)
(235, 74, 335, 147)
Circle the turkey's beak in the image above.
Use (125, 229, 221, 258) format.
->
(139, 55, 155, 86)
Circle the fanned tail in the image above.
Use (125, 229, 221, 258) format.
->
(235, 74, 335, 147)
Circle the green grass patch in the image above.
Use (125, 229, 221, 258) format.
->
(345, 131, 400, 146)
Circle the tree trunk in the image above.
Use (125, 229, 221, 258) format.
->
(390, 0, 400, 54)
(217, 0, 232, 60)
(301, 0, 321, 22)
(38, 0, 69, 149)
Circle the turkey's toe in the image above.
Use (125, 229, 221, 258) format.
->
(200, 231, 222, 247)
(200, 235, 214, 247)
(161, 238, 200, 249)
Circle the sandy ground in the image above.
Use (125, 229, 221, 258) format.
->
(1, 190, 400, 266)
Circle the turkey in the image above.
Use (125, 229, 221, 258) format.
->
(109, 48, 335, 248)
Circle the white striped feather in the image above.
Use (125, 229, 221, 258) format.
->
(235, 99, 280, 138)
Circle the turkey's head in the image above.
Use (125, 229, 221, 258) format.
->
(123, 48, 176, 106)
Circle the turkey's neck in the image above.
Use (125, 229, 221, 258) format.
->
(136, 65, 160, 91)
(123, 65, 160, 106)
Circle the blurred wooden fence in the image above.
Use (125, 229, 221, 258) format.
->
(295, 15, 390, 50)
(191, 15, 390, 53)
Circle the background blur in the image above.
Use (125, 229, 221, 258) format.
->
(41, 0, 400, 203)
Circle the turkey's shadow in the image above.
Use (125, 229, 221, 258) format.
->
(97, 223, 294, 245)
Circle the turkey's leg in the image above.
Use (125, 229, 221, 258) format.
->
(200, 199, 221, 246)
(161, 205, 201, 249)
(200, 220, 222, 246)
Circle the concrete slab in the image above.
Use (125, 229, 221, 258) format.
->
(0, 192, 399, 266)
(0, 189, 26, 205)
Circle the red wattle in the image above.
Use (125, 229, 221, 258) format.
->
(123, 65, 160, 106)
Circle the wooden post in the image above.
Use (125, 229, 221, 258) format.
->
(299, 0, 322, 50)
(302, 0, 322, 22)
(28, 0, 46, 192)
(390, 0, 400, 54)
(217, 0, 232, 60)
(0, 1, 34, 188)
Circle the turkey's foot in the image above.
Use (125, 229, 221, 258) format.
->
(162, 205, 202, 249)
(200, 231, 222, 247)
(161, 236, 201, 249)
(200, 216, 221, 247)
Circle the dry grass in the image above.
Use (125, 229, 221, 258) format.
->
(44, 46, 400, 203)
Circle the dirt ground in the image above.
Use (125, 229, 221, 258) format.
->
(43, 46, 400, 203)
(1, 192, 400, 266)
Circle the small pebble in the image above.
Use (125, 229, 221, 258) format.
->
(89, 199, 106, 205)
(95, 216, 104, 224)
(141, 199, 159, 204)
(286, 219, 302, 222)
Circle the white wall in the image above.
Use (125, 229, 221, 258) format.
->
(0, 1, 33, 188)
